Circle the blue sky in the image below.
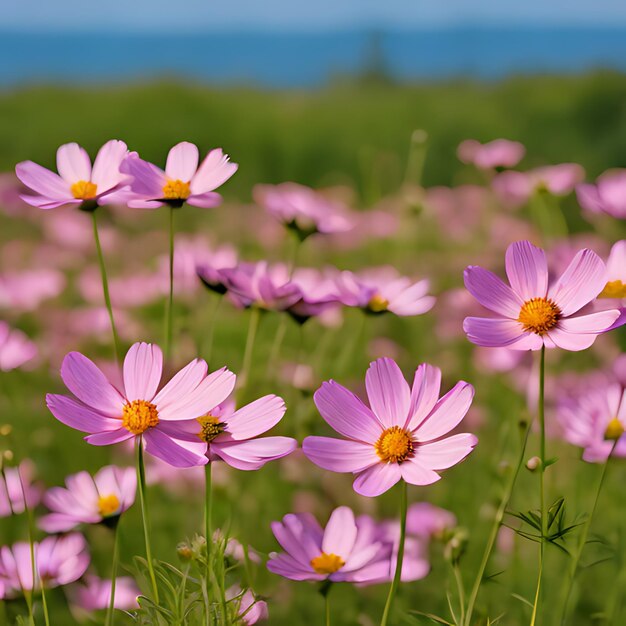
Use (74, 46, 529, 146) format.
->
(5, 0, 626, 31)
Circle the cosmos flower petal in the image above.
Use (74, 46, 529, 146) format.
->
(91, 139, 128, 194)
(266, 553, 324, 581)
(39, 513, 90, 534)
(186, 192, 224, 208)
(406, 363, 442, 431)
(152, 358, 208, 409)
(85, 428, 134, 446)
(46, 394, 121, 434)
(313, 381, 382, 442)
(210, 437, 297, 470)
(15, 161, 73, 200)
(399, 459, 441, 486)
(190, 148, 238, 194)
(302, 437, 379, 473)
(352, 463, 402, 497)
(557, 310, 620, 334)
(224, 395, 286, 440)
(547, 249, 608, 316)
(365, 358, 411, 428)
(505, 240, 548, 300)
(272, 514, 322, 564)
(415, 433, 478, 470)
(322, 506, 357, 558)
(123, 342, 163, 402)
(464, 265, 523, 317)
(413, 381, 474, 442)
(56, 143, 92, 183)
(142, 429, 207, 468)
(120, 154, 165, 198)
(19, 194, 78, 209)
(463, 317, 526, 348)
(165, 142, 199, 181)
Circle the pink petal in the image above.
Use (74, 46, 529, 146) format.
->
(56, 143, 92, 183)
(120, 155, 165, 198)
(322, 507, 357, 558)
(413, 381, 474, 442)
(267, 554, 323, 581)
(406, 364, 442, 431)
(85, 428, 134, 446)
(123, 342, 163, 402)
(302, 437, 378, 473)
(222, 395, 285, 440)
(464, 265, 523, 317)
(15, 161, 73, 200)
(211, 437, 297, 470)
(463, 317, 526, 348)
(91, 139, 128, 194)
(39, 513, 86, 533)
(505, 241, 548, 300)
(186, 192, 223, 208)
(399, 459, 441, 486)
(152, 359, 208, 409)
(190, 148, 238, 194)
(352, 463, 401, 497)
(19, 194, 79, 209)
(547, 249, 607, 316)
(313, 381, 381, 442)
(142, 429, 207, 468)
(365, 358, 411, 428)
(60, 352, 125, 416)
(46, 393, 121, 434)
(165, 142, 199, 181)
(557, 310, 620, 334)
(415, 433, 478, 470)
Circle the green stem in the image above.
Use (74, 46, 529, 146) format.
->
(204, 294, 222, 367)
(136, 439, 159, 602)
(91, 211, 121, 364)
(268, 315, 287, 374)
(165, 206, 175, 359)
(453, 564, 466, 626)
(325, 592, 331, 626)
(204, 461, 213, 621)
(15, 466, 36, 626)
(381, 482, 408, 626)
(337, 311, 366, 376)
(239, 308, 261, 394)
(105, 520, 121, 626)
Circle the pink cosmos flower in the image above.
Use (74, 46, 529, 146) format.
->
(15, 141, 129, 209)
(598, 240, 626, 302)
(0, 269, 66, 312)
(40, 465, 136, 532)
(457, 138, 525, 169)
(406, 502, 457, 538)
(253, 182, 353, 239)
(0, 534, 89, 596)
(463, 240, 621, 351)
(168, 395, 297, 470)
(0, 322, 37, 372)
(334, 267, 435, 316)
(70, 575, 140, 611)
(0, 460, 43, 517)
(227, 587, 268, 624)
(303, 358, 477, 497)
(46, 342, 236, 467)
(267, 506, 390, 582)
(577, 170, 626, 219)
(119, 142, 237, 209)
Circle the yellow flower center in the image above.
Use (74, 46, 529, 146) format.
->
(162, 179, 191, 200)
(70, 180, 98, 200)
(310, 552, 345, 575)
(97, 494, 121, 517)
(605, 418, 624, 441)
(375, 426, 415, 463)
(197, 415, 226, 443)
(122, 399, 159, 435)
(517, 297, 561, 335)
(368, 293, 389, 313)
(599, 280, 626, 299)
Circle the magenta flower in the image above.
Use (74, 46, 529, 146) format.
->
(120, 142, 237, 209)
(0, 322, 37, 372)
(599, 240, 626, 301)
(0, 534, 89, 595)
(46, 342, 236, 467)
(406, 502, 457, 538)
(267, 506, 390, 582)
(457, 138, 525, 169)
(0, 268, 66, 312)
(70, 575, 140, 611)
(303, 358, 476, 497)
(577, 170, 626, 219)
(463, 241, 621, 351)
(227, 587, 268, 624)
(0, 460, 42, 518)
(40, 465, 136, 532)
(169, 395, 297, 470)
(15, 140, 129, 209)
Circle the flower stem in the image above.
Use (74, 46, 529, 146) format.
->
(453, 563, 466, 626)
(91, 211, 121, 364)
(106, 519, 121, 626)
(204, 294, 222, 367)
(165, 206, 175, 359)
(16, 466, 37, 626)
(136, 439, 159, 603)
(381, 481, 408, 626)
(239, 308, 261, 394)
(268, 315, 287, 374)
(325, 592, 331, 626)
(204, 461, 213, 618)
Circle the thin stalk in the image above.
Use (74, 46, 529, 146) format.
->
(16, 466, 36, 626)
(91, 211, 121, 364)
(381, 482, 408, 626)
(136, 439, 159, 602)
(105, 520, 121, 626)
(325, 592, 331, 626)
(268, 315, 287, 373)
(165, 206, 175, 358)
(204, 461, 213, 622)
(453, 564, 466, 626)
(239, 308, 261, 394)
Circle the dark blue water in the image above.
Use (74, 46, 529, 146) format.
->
(3, 27, 626, 88)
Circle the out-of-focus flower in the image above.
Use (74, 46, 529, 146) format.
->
(119, 142, 237, 209)
(79, 267, 162, 309)
(16, 141, 129, 210)
(0, 460, 43, 517)
(69, 575, 140, 611)
(599, 240, 626, 302)
(227, 586, 268, 624)
(493, 164, 585, 209)
(0, 269, 66, 312)
(405, 502, 457, 538)
(0, 534, 89, 595)
(46, 342, 236, 467)
(577, 170, 626, 219)
(334, 267, 435, 317)
(267, 506, 389, 582)
(457, 139, 525, 169)
(40, 465, 136, 532)
(303, 358, 476, 497)
(0, 323, 37, 372)
(172, 394, 297, 470)
(463, 240, 621, 351)
(254, 182, 353, 240)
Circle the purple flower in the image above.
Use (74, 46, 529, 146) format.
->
(457, 138, 525, 169)
(0, 460, 42, 517)
(69, 575, 140, 611)
(227, 587, 268, 624)
(0, 322, 37, 372)
(303, 358, 477, 497)
(577, 170, 626, 219)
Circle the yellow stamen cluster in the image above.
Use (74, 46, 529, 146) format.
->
(368, 293, 389, 313)
(375, 426, 414, 463)
(599, 280, 626, 299)
(122, 399, 159, 435)
(97, 494, 121, 517)
(604, 418, 624, 441)
(162, 179, 191, 200)
(517, 297, 561, 335)
(310, 552, 345, 575)
(197, 415, 226, 443)
(70, 180, 98, 200)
